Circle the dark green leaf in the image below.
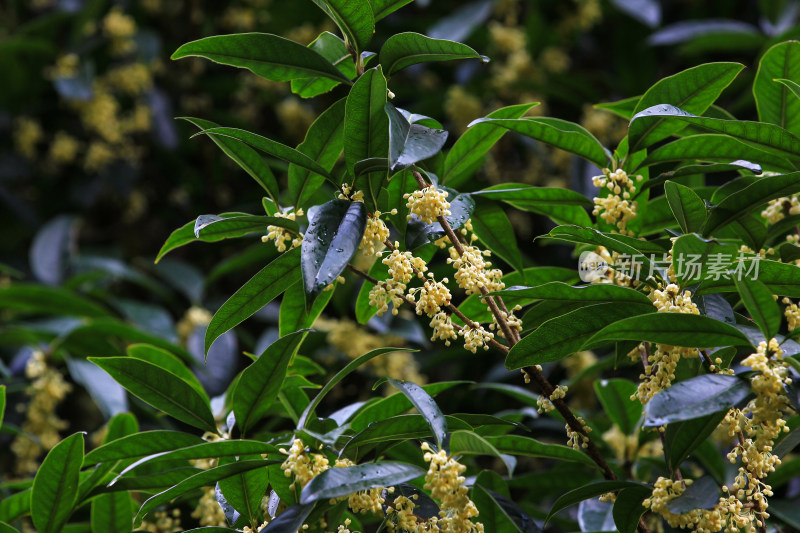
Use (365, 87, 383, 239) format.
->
(628, 62, 744, 151)
(127, 344, 207, 402)
(84, 431, 204, 465)
(545, 481, 647, 525)
(506, 303, 654, 370)
(492, 282, 652, 306)
(593, 379, 641, 434)
(644, 374, 751, 426)
(386, 103, 448, 172)
(753, 41, 800, 136)
(470, 200, 523, 273)
(612, 486, 651, 533)
(344, 414, 472, 449)
(289, 99, 346, 207)
(587, 313, 752, 350)
(387, 378, 447, 450)
(260, 504, 314, 533)
(670, 234, 739, 285)
(666, 477, 719, 513)
(0, 284, 107, 318)
(0, 491, 30, 524)
(0, 522, 20, 533)
(290, 33, 354, 99)
(311, 0, 373, 53)
(472, 184, 591, 226)
(301, 199, 366, 300)
(172, 33, 351, 83)
(299, 462, 424, 504)
(594, 96, 640, 120)
(698, 259, 800, 297)
(206, 247, 301, 354)
(279, 281, 333, 336)
(443, 103, 537, 186)
(664, 410, 727, 473)
(192, 215, 287, 240)
(32, 432, 84, 533)
(218, 456, 268, 528)
(484, 435, 595, 467)
(380, 32, 487, 77)
(664, 181, 706, 233)
(468, 117, 610, 168)
(90, 492, 132, 533)
(472, 485, 526, 533)
(734, 277, 781, 339)
(89, 357, 216, 432)
(371, 0, 414, 20)
(234, 330, 308, 435)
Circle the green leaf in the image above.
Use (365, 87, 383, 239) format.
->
(260, 504, 314, 533)
(492, 282, 652, 307)
(134, 459, 273, 526)
(505, 302, 654, 370)
(664, 181, 707, 233)
(386, 103, 448, 172)
(218, 455, 268, 528)
(670, 233, 739, 285)
(206, 247, 301, 354)
(630, 104, 800, 165)
(299, 462, 424, 504)
(734, 277, 781, 339)
(289, 98, 346, 208)
(644, 374, 751, 426)
(195, 127, 335, 184)
(387, 378, 447, 450)
(280, 281, 334, 336)
(468, 117, 610, 168)
(472, 184, 591, 226)
(470, 200, 523, 274)
(181, 117, 279, 201)
(127, 344, 208, 402)
(0, 385, 5, 429)
(666, 477, 719, 514)
(628, 62, 744, 151)
(89, 357, 217, 432)
(593, 379, 641, 434)
(586, 313, 753, 350)
(290, 33, 354, 99)
(471, 485, 525, 533)
(641, 134, 794, 173)
(379, 32, 487, 77)
(32, 432, 84, 533)
(698, 258, 800, 297)
(773, 77, 800, 101)
(703, 172, 800, 236)
(545, 481, 647, 525)
(484, 434, 596, 468)
(192, 214, 287, 241)
(311, 0, 373, 54)
(344, 414, 471, 449)
(664, 410, 727, 473)
(172, 33, 352, 84)
(0, 491, 30, 524)
(753, 41, 800, 136)
(0, 283, 107, 318)
(612, 486, 651, 533)
(301, 199, 366, 300)
(297, 347, 414, 428)
(0, 522, 20, 533)
(90, 492, 132, 533)
(594, 95, 640, 120)
(84, 431, 204, 465)
(234, 330, 308, 435)
(371, 0, 414, 21)
(448, 430, 513, 475)
(442, 103, 537, 187)
(345, 67, 390, 209)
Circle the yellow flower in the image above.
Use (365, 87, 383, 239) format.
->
(263, 209, 303, 252)
(405, 186, 451, 224)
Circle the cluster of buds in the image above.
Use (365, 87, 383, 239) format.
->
(263, 208, 303, 252)
(447, 244, 504, 296)
(537, 384, 568, 413)
(591, 168, 642, 235)
(566, 416, 592, 450)
(421, 442, 484, 533)
(279, 439, 330, 490)
(761, 195, 800, 224)
(405, 186, 451, 224)
(412, 277, 452, 317)
(360, 211, 393, 256)
(338, 182, 365, 202)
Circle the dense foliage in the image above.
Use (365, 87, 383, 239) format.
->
(3, 1, 800, 533)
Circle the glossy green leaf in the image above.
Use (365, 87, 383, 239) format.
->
(594, 95, 640, 120)
(666, 477, 719, 514)
(84, 431, 204, 465)
(697, 259, 800, 297)
(493, 282, 652, 306)
(773, 77, 800, 101)
(344, 414, 471, 449)
(298, 347, 415, 428)
(449, 430, 513, 474)
(545, 480, 647, 524)
(664, 180, 707, 233)
(644, 374, 751, 426)
(664, 410, 727, 473)
(387, 378, 447, 450)
(628, 62, 744, 151)
(206, 247, 301, 354)
(300, 462, 424, 504)
(380, 32, 487, 77)
(371, 0, 414, 20)
(612, 486, 651, 533)
(641, 134, 794, 173)
(0, 283, 107, 317)
(669, 233, 739, 285)
(472, 183, 592, 226)
(753, 41, 800, 135)
(289, 98, 346, 207)
(311, 0, 373, 53)
(32, 432, 84, 533)
(485, 434, 596, 468)
(172, 33, 351, 83)
(89, 357, 216, 432)
(90, 492, 132, 533)
(301, 199, 366, 300)
(290, 33, 354, 99)
(344, 67, 389, 208)
(181, 117, 279, 201)
(468, 117, 610, 168)
(505, 302, 654, 370)
(218, 455, 268, 529)
(260, 504, 314, 533)
(703, 172, 800, 236)
(471, 485, 525, 533)
(594, 379, 641, 434)
(470, 200, 523, 273)
(442, 103, 537, 186)
(234, 330, 308, 435)
(386, 102, 448, 171)
(0, 491, 30, 524)
(279, 281, 334, 336)
(734, 277, 781, 339)
(127, 344, 208, 402)
(586, 313, 753, 350)
(134, 459, 273, 526)
(630, 104, 800, 165)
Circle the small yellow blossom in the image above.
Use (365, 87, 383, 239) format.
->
(405, 186, 451, 224)
(263, 209, 303, 252)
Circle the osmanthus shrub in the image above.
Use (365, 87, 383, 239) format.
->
(6, 2, 800, 533)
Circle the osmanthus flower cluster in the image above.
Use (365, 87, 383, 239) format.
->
(591, 168, 643, 236)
